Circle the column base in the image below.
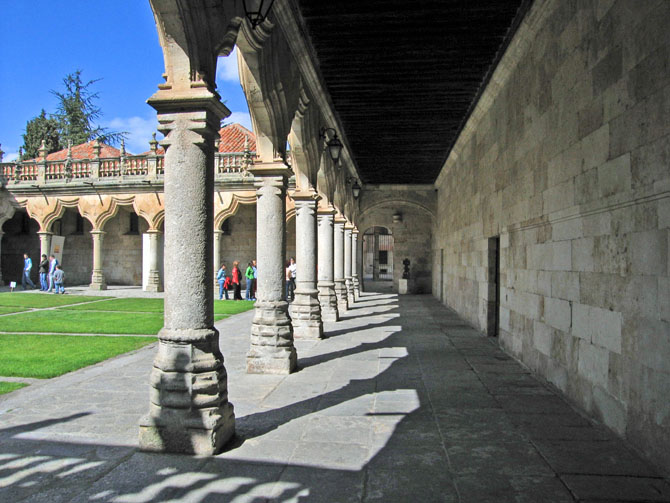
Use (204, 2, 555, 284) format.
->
(290, 288, 323, 339)
(353, 275, 361, 299)
(335, 279, 349, 312)
(90, 271, 107, 290)
(145, 270, 163, 292)
(139, 330, 235, 455)
(345, 277, 355, 305)
(247, 300, 297, 374)
(318, 281, 339, 322)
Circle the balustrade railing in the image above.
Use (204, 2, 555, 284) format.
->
(0, 150, 256, 187)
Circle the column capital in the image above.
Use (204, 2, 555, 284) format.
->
(334, 214, 347, 225)
(148, 88, 230, 148)
(90, 230, 106, 236)
(317, 204, 336, 216)
(147, 229, 163, 235)
(344, 222, 355, 231)
(249, 164, 293, 179)
(352, 227, 360, 236)
(289, 188, 321, 203)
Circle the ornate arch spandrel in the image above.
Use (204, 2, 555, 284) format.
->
(214, 191, 256, 229)
(133, 192, 165, 231)
(78, 195, 121, 231)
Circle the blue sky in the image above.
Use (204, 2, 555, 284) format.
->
(0, 0, 251, 160)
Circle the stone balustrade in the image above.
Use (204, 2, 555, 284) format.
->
(0, 150, 269, 187)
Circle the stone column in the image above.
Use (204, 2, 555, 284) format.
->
(213, 229, 223, 287)
(290, 190, 323, 339)
(334, 215, 348, 313)
(139, 92, 235, 455)
(89, 230, 107, 290)
(247, 165, 297, 374)
(352, 228, 360, 299)
(344, 224, 354, 305)
(145, 230, 163, 292)
(317, 205, 339, 322)
(37, 231, 52, 259)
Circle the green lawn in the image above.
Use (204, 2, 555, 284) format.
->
(0, 381, 28, 395)
(0, 293, 106, 308)
(0, 306, 28, 315)
(0, 310, 229, 335)
(61, 297, 255, 315)
(0, 334, 156, 379)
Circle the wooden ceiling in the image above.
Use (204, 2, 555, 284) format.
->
(297, 0, 532, 184)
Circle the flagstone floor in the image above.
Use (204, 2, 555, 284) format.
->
(1, 292, 669, 502)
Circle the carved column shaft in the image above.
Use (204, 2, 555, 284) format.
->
(352, 229, 360, 298)
(344, 225, 354, 304)
(334, 217, 348, 312)
(145, 230, 163, 292)
(290, 192, 323, 339)
(213, 229, 223, 287)
(90, 230, 107, 290)
(139, 95, 235, 456)
(317, 207, 339, 322)
(247, 166, 297, 374)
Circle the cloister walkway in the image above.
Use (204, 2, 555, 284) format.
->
(1, 293, 669, 502)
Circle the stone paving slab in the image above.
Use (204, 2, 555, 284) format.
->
(0, 293, 668, 502)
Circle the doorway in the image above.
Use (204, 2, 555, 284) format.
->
(487, 236, 500, 337)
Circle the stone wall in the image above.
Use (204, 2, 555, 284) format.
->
(101, 208, 147, 286)
(433, 0, 670, 472)
(58, 209, 93, 285)
(359, 202, 433, 293)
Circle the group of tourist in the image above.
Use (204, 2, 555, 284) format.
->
(22, 252, 65, 294)
(216, 257, 298, 302)
(216, 259, 256, 301)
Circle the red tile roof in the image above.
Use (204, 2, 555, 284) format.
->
(26, 141, 123, 161)
(218, 123, 256, 153)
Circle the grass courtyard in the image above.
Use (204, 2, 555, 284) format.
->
(0, 293, 254, 393)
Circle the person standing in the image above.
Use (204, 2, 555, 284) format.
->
(232, 261, 242, 300)
(38, 254, 49, 291)
(48, 254, 59, 293)
(216, 263, 229, 300)
(251, 259, 257, 301)
(22, 253, 36, 289)
(52, 264, 65, 294)
(245, 261, 254, 300)
(287, 257, 297, 302)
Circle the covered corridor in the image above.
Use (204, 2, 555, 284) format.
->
(1, 293, 668, 502)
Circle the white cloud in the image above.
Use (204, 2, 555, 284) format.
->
(104, 115, 161, 154)
(226, 111, 253, 131)
(216, 48, 240, 83)
(0, 145, 19, 162)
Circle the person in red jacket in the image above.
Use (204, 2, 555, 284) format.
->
(232, 260, 243, 300)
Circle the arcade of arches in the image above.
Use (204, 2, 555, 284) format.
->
(0, 0, 668, 476)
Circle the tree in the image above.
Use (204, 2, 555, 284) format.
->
(51, 70, 125, 148)
(21, 109, 61, 159)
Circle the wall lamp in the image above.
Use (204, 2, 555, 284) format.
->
(244, 0, 276, 29)
(347, 176, 361, 199)
(319, 127, 343, 162)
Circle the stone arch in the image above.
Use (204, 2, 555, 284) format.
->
(22, 196, 78, 232)
(214, 191, 256, 229)
(236, 15, 302, 162)
(359, 198, 435, 222)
